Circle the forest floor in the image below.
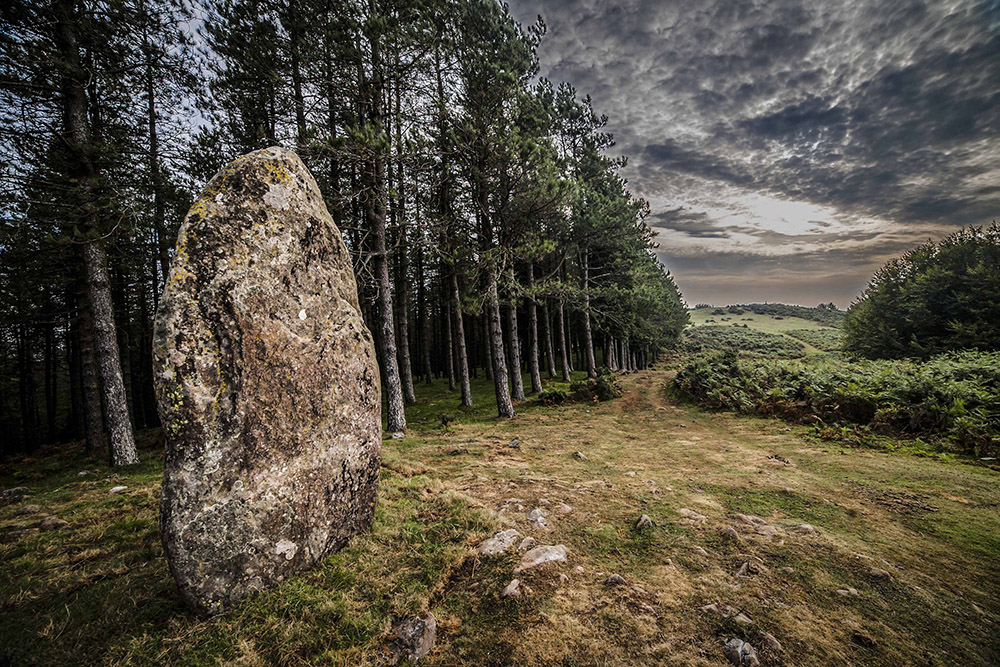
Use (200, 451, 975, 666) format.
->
(2, 370, 999, 666)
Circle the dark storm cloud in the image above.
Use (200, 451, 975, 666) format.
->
(508, 0, 1000, 305)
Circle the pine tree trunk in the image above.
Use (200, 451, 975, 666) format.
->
(67, 305, 84, 441)
(486, 266, 515, 417)
(57, 2, 137, 465)
(581, 250, 597, 378)
(557, 299, 571, 382)
(83, 242, 139, 465)
(364, 15, 406, 432)
(417, 240, 433, 384)
(16, 324, 38, 451)
(527, 264, 542, 393)
(506, 297, 525, 400)
(451, 273, 472, 406)
(77, 289, 104, 456)
(543, 300, 557, 378)
(444, 300, 456, 391)
(44, 323, 56, 440)
(391, 68, 416, 405)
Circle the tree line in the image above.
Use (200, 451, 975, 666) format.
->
(0, 0, 688, 464)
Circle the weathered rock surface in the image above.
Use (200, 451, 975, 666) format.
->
(678, 508, 707, 522)
(723, 638, 760, 666)
(38, 516, 69, 531)
(389, 613, 436, 663)
(477, 529, 521, 556)
(516, 544, 568, 571)
(153, 147, 380, 616)
(502, 579, 521, 598)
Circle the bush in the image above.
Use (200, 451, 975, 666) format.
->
(673, 350, 1000, 456)
(570, 370, 622, 402)
(737, 303, 846, 327)
(784, 328, 844, 352)
(683, 326, 805, 358)
(711, 308, 726, 316)
(537, 388, 569, 405)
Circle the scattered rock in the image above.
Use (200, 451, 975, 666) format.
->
(692, 546, 709, 556)
(516, 544, 568, 572)
(153, 147, 381, 617)
(626, 471, 637, 477)
(779, 566, 795, 575)
(477, 529, 521, 556)
(1, 487, 29, 500)
(732, 612, 752, 626)
(77, 470, 93, 477)
(735, 562, 749, 577)
(557, 503, 573, 514)
(720, 526, 741, 541)
(635, 514, 653, 529)
(762, 632, 783, 653)
(791, 524, 815, 534)
(572, 451, 588, 460)
(605, 574, 627, 586)
(835, 587, 859, 597)
(869, 568, 891, 579)
(723, 638, 760, 667)
(507, 437, 520, 449)
(575, 565, 585, 574)
(755, 524, 779, 538)
(109, 486, 128, 494)
(526, 508, 548, 527)
(732, 514, 765, 525)
(390, 431, 405, 440)
(558, 573, 570, 585)
(678, 508, 708, 522)
(701, 603, 720, 614)
(389, 613, 437, 663)
(502, 579, 521, 598)
(14, 504, 42, 516)
(518, 536, 537, 551)
(38, 516, 69, 531)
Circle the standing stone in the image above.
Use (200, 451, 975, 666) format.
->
(153, 147, 381, 616)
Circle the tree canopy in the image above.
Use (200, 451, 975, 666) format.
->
(844, 224, 1000, 359)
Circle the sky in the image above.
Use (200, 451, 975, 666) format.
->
(507, 0, 1000, 307)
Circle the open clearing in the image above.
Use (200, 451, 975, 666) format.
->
(2, 371, 998, 666)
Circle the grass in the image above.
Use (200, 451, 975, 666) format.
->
(2, 371, 1000, 665)
(687, 308, 843, 356)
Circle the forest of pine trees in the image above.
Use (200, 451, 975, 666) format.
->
(0, 0, 688, 463)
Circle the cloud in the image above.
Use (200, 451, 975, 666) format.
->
(508, 0, 1000, 305)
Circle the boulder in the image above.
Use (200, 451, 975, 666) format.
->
(153, 147, 380, 616)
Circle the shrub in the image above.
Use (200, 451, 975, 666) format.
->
(673, 350, 1000, 456)
(537, 388, 569, 405)
(570, 370, 622, 402)
(683, 326, 805, 358)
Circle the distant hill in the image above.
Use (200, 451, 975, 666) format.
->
(693, 303, 846, 328)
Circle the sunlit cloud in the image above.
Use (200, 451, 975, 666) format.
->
(509, 0, 1000, 306)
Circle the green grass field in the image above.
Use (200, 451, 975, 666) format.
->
(686, 308, 844, 356)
